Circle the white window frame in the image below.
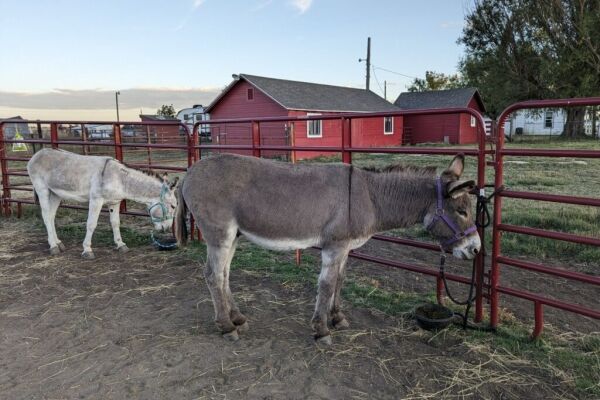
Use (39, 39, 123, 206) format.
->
(306, 113, 323, 138)
(383, 116, 394, 135)
(544, 111, 553, 128)
(470, 115, 476, 127)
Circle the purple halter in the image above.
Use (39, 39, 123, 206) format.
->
(426, 177, 478, 248)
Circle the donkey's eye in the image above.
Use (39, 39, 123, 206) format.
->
(458, 209, 468, 217)
(171, 205, 176, 210)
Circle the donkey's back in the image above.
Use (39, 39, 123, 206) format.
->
(182, 154, 374, 249)
(27, 148, 111, 202)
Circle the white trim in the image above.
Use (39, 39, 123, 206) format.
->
(383, 116, 394, 135)
(306, 113, 323, 138)
(470, 115, 476, 127)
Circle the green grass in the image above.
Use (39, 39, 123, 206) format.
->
(466, 323, 600, 397)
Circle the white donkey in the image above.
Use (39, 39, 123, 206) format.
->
(27, 148, 178, 259)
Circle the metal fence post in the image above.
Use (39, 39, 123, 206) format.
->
(490, 119, 506, 329)
(252, 121, 261, 158)
(188, 123, 201, 242)
(0, 123, 10, 216)
(341, 117, 352, 164)
(113, 123, 127, 213)
(50, 123, 58, 149)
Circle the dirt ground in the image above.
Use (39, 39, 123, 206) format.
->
(0, 219, 596, 399)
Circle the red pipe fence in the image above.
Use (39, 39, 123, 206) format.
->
(1, 99, 599, 338)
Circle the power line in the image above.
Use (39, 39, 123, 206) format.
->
(372, 65, 418, 80)
(371, 65, 384, 95)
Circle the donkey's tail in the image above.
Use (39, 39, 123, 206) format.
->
(174, 177, 189, 246)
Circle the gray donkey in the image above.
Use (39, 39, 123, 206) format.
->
(27, 148, 178, 259)
(175, 153, 480, 344)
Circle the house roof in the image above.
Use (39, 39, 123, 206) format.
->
(0, 116, 31, 139)
(139, 114, 179, 121)
(394, 88, 486, 113)
(206, 74, 399, 113)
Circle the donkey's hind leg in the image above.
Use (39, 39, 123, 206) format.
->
(36, 187, 62, 255)
(330, 252, 350, 330)
(46, 192, 65, 252)
(312, 245, 348, 345)
(223, 237, 248, 332)
(205, 236, 239, 340)
(81, 197, 104, 259)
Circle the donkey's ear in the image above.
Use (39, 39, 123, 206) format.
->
(169, 176, 179, 190)
(447, 180, 476, 199)
(162, 173, 169, 183)
(442, 154, 465, 180)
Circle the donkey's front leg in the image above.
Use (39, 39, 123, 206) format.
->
(312, 245, 348, 345)
(108, 202, 128, 252)
(82, 198, 104, 259)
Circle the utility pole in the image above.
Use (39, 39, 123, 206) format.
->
(384, 80, 387, 100)
(358, 37, 371, 91)
(115, 91, 121, 122)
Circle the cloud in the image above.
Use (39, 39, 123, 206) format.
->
(0, 87, 220, 112)
(290, 0, 313, 14)
(193, 0, 206, 8)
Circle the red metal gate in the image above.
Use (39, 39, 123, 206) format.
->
(1, 100, 599, 337)
(491, 97, 600, 337)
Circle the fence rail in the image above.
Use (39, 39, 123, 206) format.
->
(2, 100, 600, 337)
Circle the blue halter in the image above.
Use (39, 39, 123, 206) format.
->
(148, 184, 173, 223)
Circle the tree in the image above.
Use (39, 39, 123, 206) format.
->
(459, 0, 600, 136)
(156, 104, 176, 118)
(407, 71, 465, 92)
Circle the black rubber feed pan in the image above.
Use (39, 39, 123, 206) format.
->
(151, 232, 179, 251)
(414, 303, 456, 330)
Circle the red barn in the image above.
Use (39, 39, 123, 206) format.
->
(139, 114, 184, 143)
(394, 88, 486, 145)
(205, 74, 402, 159)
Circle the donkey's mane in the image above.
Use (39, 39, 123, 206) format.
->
(360, 163, 437, 176)
(135, 167, 165, 182)
(109, 157, 165, 183)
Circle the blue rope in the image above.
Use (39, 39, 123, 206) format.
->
(148, 184, 172, 223)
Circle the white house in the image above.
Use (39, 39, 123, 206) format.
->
(504, 108, 599, 137)
(176, 105, 210, 135)
(503, 109, 566, 136)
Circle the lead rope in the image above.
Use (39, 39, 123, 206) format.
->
(439, 184, 505, 330)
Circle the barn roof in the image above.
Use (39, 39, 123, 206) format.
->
(206, 74, 399, 113)
(394, 88, 486, 113)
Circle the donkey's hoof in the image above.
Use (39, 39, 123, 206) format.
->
(334, 318, 350, 330)
(236, 321, 249, 334)
(81, 251, 95, 260)
(49, 246, 61, 256)
(315, 334, 332, 347)
(57, 242, 66, 252)
(223, 330, 240, 342)
(117, 245, 129, 253)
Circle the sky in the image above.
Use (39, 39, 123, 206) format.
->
(0, 0, 471, 120)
